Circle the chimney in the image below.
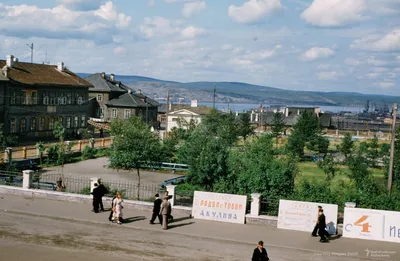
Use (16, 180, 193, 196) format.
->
(57, 62, 64, 72)
(13, 57, 18, 63)
(6, 55, 14, 68)
(169, 103, 172, 111)
(138, 89, 142, 94)
(101, 72, 105, 78)
(110, 74, 115, 81)
(191, 100, 198, 108)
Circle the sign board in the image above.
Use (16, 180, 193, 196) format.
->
(277, 200, 338, 234)
(192, 191, 247, 224)
(343, 207, 400, 243)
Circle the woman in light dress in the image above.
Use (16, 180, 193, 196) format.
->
(112, 192, 123, 224)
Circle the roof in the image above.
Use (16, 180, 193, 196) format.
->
(159, 104, 214, 115)
(85, 73, 129, 93)
(0, 60, 92, 87)
(106, 91, 160, 108)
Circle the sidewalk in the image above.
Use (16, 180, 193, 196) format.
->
(0, 193, 398, 260)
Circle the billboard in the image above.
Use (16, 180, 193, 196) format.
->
(277, 200, 338, 234)
(192, 191, 247, 224)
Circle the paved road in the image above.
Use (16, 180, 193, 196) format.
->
(43, 157, 181, 184)
(0, 194, 398, 261)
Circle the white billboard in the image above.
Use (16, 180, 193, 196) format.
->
(192, 191, 247, 224)
(343, 207, 400, 243)
(277, 200, 338, 234)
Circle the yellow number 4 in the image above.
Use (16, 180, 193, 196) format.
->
(354, 215, 371, 233)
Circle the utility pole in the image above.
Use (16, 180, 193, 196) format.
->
(165, 91, 170, 136)
(259, 104, 263, 131)
(26, 43, 33, 63)
(388, 103, 397, 196)
(145, 97, 148, 125)
(213, 84, 216, 109)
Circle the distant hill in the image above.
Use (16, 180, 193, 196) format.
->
(78, 73, 400, 107)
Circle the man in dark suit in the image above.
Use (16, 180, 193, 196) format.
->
(318, 209, 329, 242)
(91, 183, 101, 213)
(97, 179, 108, 212)
(252, 241, 269, 261)
(311, 206, 322, 237)
(150, 194, 162, 225)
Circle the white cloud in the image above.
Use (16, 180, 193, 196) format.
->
(221, 44, 232, 50)
(148, 0, 155, 6)
(57, 0, 102, 11)
(366, 56, 388, 66)
(299, 47, 335, 61)
(301, 0, 366, 27)
(140, 17, 180, 39)
(182, 1, 206, 17)
(317, 71, 344, 80)
(180, 26, 206, 39)
(0, 2, 131, 43)
(351, 28, 400, 52)
(113, 46, 126, 55)
(345, 58, 362, 66)
(228, 0, 282, 24)
(377, 81, 395, 88)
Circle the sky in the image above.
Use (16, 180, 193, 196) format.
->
(0, 0, 399, 95)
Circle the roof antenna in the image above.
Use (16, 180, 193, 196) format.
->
(42, 48, 50, 65)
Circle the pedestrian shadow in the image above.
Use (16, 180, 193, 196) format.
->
(170, 216, 192, 223)
(123, 216, 146, 223)
(328, 234, 342, 241)
(168, 222, 195, 229)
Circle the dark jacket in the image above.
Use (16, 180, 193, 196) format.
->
(97, 184, 108, 197)
(91, 187, 102, 199)
(252, 247, 269, 261)
(318, 213, 327, 230)
(153, 198, 162, 213)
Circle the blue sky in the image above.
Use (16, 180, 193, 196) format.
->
(0, 0, 399, 95)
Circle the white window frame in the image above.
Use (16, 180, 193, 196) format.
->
(97, 94, 103, 101)
(124, 109, 131, 119)
(77, 97, 83, 105)
(43, 96, 49, 105)
(112, 109, 117, 118)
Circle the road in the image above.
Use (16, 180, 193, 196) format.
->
(0, 193, 398, 261)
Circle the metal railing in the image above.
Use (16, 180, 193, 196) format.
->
(0, 170, 23, 187)
(174, 190, 194, 207)
(260, 197, 279, 216)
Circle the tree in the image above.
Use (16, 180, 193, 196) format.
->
(234, 112, 254, 143)
(109, 116, 162, 199)
(367, 135, 380, 168)
(202, 109, 238, 146)
(391, 128, 400, 191)
(308, 135, 329, 156)
(317, 154, 336, 181)
(337, 132, 354, 160)
(35, 141, 46, 165)
(271, 112, 286, 139)
(286, 110, 321, 157)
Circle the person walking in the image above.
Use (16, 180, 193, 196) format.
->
(251, 241, 269, 261)
(150, 193, 162, 225)
(112, 192, 124, 224)
(311, 206, 322, 237)
(97, 179, 108, 212)
(160, 196, 172, 230)
(318, 209, 329, 242)
(164, 191, 174, 222)
(91, 183, 101, 213)
(108, 193, 117, 221)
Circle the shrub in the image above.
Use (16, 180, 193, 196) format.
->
(46, 144, 59, 164)
(80, 186, 91, 195)
(82, 146, 97, 160)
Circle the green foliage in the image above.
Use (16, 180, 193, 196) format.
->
(317, 154, 337, 180)
(271, 112, 286, 138)
(392, 128, 400, 191)
(367, 135, 380, 168)
(78, 128, 94, 139)
(35, 141, 46, 165)
(82, 146, 97, 160)
(46, 144, 59, 164)
(80, 186, 91, 195)
(234, 112, 254, 141)
(308, 135, 329, 155)
(337, 132, 354, 160)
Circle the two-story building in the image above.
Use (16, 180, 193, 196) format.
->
(86, 73, 160, 127)
(0, 55, 93, 141)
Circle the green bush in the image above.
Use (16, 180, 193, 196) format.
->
(81, 146, 97, 160)
(46, 144, 59, 164)
(80, 186, 91, 195)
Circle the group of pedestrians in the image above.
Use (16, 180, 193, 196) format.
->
(311, 206, 330, 242)
(150, 191, 173, 230)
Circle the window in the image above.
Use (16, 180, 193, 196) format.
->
(81, 116, 86, 127)
(124, 109, 131, 119)
(31, 117, 36, 131)
(100, 108, 104, 117)
(10, 118, 16, 133)
(61, 97, 67, 105)
(58, 116, 63, 126)
(10, 92, 16, 105)
(49, 118, 55, 130)
(20, 118, 26, 132)
(74, 116, 79, 128)
(67, 94, 72, 105)
(22, 90, 28, 105)
(97, 94, 103, 101)
(43, 96, 49, 105)
(66, 116, 71, 129)
(111, 109, 117, 118)
(39, 117, 46, 130)
(31, 91, 38, 105)
(77, 97, 83, 105)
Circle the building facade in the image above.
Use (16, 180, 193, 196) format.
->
(0, 55, 93, 141)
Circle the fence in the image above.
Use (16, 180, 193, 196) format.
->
(5, 137, 113, 161)
(260, 197, 279, 216)
(34, 173, 165, 201)
(174, 189, 194, 207)
(0, 170, 23, 187)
